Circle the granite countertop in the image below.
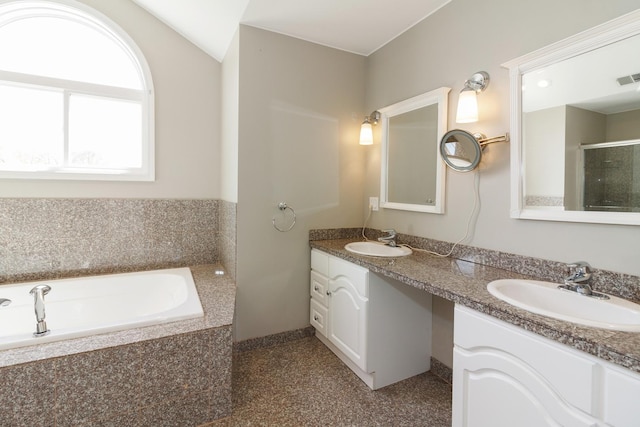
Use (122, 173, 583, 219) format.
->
(310, 238, 640, 374)
(0, 264, 235, 368)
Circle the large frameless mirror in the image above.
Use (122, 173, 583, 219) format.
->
(379, 87, 450, 213)
(503, 10, 640, 225)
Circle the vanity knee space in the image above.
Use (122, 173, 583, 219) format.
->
(310, 249, 432, 390)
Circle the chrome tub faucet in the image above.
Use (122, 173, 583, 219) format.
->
(378, 229, 398, 247)
(30, 284, 51, 337)
(0, 298, 11, 307)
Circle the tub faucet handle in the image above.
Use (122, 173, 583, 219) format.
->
(29, 284, 51, 337)
(0, 298, 11, 307)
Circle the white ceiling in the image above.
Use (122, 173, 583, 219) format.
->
(130, 0, 452, 62)
(522, 32, 640, 115)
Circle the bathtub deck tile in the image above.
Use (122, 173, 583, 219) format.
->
(138, 329, 214, 407)
(209, 326, 233, 419)
(0, 359, 56, 427)
(54, 344, 141, 427)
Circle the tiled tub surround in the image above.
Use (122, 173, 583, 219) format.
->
(310, 229, 640, 374)
(0, 264, 235, 426)
(0, 198, 222, 284)
(217, 200, 237, 281)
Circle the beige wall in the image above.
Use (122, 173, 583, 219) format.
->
(606, 109, 640, 141)
(221, 30, 240, 203)
(0, 0, 221, 199)
(523, 106, 565, 199)
(565, 106, 607, 210)
(234, 26, 366, 341)
(365, 0, 640, 277)
(365, 0, 640, 367)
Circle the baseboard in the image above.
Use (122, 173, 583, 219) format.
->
(234, 326, 315, 353)
(430, 356, 453, 384)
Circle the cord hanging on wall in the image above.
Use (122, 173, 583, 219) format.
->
(272, 202, 296, 232)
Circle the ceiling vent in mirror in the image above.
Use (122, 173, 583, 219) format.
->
(616, 73, 640, 85)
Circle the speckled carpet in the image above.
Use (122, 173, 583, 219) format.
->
(206, 336, 452, 426)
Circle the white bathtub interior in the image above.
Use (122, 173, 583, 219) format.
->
(0, 267, 204, 350)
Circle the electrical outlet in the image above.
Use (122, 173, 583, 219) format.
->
(369, 197, 379, 211)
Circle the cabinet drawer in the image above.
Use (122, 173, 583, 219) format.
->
(310, 299, 328, 337)
(311, 249, 329, 276)
(454, 305, 597, 414)
(329, 256, 368, 297)
(310, 271, 329, 305)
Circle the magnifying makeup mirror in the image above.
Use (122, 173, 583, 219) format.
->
(439, 129, 509, 172)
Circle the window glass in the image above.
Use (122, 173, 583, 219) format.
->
(0, 1, 154, 181)
(0, 16, 142, 89)
(68, 95, 142, 168)
(0, 84, 63, 170)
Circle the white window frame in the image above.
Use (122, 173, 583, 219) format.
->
(0, 0, 155, 181)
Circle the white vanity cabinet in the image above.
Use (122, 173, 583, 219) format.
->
(453, 305, 640, 427)
(310, 249, 432, 390)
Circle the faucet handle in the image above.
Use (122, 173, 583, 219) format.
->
(566, 261, 592, 282)
(381, 229, 396, 236)
(567, 261, 591, 271)
(30, 284, 51, 297)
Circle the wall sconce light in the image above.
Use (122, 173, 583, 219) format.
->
(359, 111, 381, 145)
(456, 71, 490, 123)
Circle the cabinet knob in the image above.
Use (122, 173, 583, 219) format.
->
(314, 285, 320, 291)
(326, 291, 332, 296)
(313, 315, 319, 321)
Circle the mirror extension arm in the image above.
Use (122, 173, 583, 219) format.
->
(477, 133, 510, 146)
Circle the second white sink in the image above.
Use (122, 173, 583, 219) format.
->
(487, 279, 640, 332)
(344, 241, 412, 257)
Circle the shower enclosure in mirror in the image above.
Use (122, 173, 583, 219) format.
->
(503, 9, 640, 225)
(581, 140, 640, 212)
(379, 87, 450, 213)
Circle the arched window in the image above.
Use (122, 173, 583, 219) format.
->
(0, 0, 154, 181)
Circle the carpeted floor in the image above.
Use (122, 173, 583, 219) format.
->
(205, 336, 452, 426)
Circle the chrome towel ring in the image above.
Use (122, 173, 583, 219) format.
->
(272, 202, 296, 232)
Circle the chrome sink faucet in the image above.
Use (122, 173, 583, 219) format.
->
(378, 229, 397, 247)
(559, 261, 609, 299)
(29, 284, 51, 337)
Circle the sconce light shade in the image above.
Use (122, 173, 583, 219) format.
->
(455, 71, 490, 124)
(359, 120, 374, 145)
(456, 88, 479, 123)
(359, 111, 379, 145)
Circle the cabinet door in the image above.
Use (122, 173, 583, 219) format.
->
(327, 275, 368, 371)
(453, 348, 598, 427)
(602, 364, 640, 427)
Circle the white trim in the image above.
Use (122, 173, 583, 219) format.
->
(0, 71, 145, 101)
(580, 138, 640, 150)
(502, 9, 640, 225)
(0, 0, 155, 182)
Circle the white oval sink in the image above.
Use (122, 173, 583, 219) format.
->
(344, 241, 412, 257)
(487, 279, 640, 332)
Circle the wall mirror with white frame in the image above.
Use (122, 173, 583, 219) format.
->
(379, 87, 450, 213)
(503, 9, 640, 225)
